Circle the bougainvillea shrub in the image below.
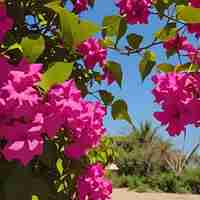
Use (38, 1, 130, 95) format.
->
(0, 0, 200, 199)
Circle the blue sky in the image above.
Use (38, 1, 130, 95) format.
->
(72, 0, 200, 153)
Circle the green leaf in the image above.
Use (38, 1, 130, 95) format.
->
(175, 63, 199, 72)
(139, 51, 156, 81)
(77, 20, 99, 45)
(127, 33, 143, 49)
(39, 62, 73, 91)
(111, 99, 133, 126)
(175, 0, 187, 5)
(177, 5, 200, 23)
(106, 61, 123, 87)
(99, 90, 114, 106)
(57, 183, 64, 193)
(100, 38, 115, 48)
(157, 63, 174, 72)
(37, 14, 47, 26)
(175, 63, 191, 72)
(154, 0, 173, 18)
(7, 43, 23, 52)
(46, 2, 99, 47)
(155, 23, 177, 41)
(32, 195, 39, 200)
(102, 15, 127, 44)
(166, 48, 177, 58)
(21, 34, 45, 62)
(56, 158, 64, 176)
(97, 152, 108, 164)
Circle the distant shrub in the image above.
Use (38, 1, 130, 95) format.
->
(181, 168, 200, 194)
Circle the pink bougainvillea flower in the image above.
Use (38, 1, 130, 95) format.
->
(152, 72, 200, 136)
(46, 80, 106, 159)
(77, 38, 107, 69)
(187, 0, 200, 37)
(0, 57, 38, 87)
(73, 0, 89, 13)
(77, 164, 112, 200)
(115, 0, 152, 24)
(47, 80, 106, 159)
(187, 24, 200, 38)
(152, 72, 188, 104)
(64, 143, 87, 159)
(154, 101, 192, 136)
(0, 63, 42, 119)
(0, 5, 14, 42)
(189, 0, 200, 7)
(187, 48, 200, 65)
(39, 103, 65, 139)
(2, 114, 44, 166)
(102, 67, 115, 85)
(64, 101, 106, 159)
(163, 34, 194, 53)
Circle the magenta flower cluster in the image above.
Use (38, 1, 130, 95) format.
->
(163, 34, 200, 65)
(77, 37, 115, 84)
(77, 163, 112, 200)
(0, 5, 14, 42)
(163, 34, 193, 53)
(0, 56, 106, 165)
(73, 0, 89, 13)
(0, 57, 44, 165)
(77, 37, 107, 69)
(47, 81, 107, 159)
(115, 0, 152, 24)
(152, 72, 200, 136)
(187, 0, 200, 37)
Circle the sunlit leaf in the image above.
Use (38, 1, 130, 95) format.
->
(177, 6, 200, 23)
(39, 62, 73, 91)
(21, 34, 45, 62)
(112, 99, 133, 126)
(139, 51, 156, 81)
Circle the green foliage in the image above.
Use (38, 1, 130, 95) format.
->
(106, 61, 123, 87)
(108, 122, 200, 194)
(46, 2, 99, 47)
(111, 99, 133, 126)
(102, 15, 127, 45)
(21, 34, 45, 62)
(32, 195, 40, 200)
(2, 0, 200, 199)
(157, 63, 174, 72)
(156, 172, 185, 193)
(177, 5, 200, 23)
(175, 63, 200, 72)
(39, 62, 73, 91)
(139, 51, 156, 81)
(154, 0, 174, 18)
(126, 33, 143, 49)
(181, 168, 200, 194)
(56, 158, 64, 176)
(99, 90, 114, 106)
(88, 137, 118, 165)
(155, 23, 177, 41)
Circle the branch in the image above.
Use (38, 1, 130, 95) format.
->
(109, 41, 162, 56)
(150, 11, 186, 25)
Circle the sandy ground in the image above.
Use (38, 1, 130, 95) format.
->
(112, 189, 200, 200)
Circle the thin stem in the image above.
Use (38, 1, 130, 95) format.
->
(177, 52, 182, 64)
(109, 41, 162, 56)
(150, 11, 186, 25)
